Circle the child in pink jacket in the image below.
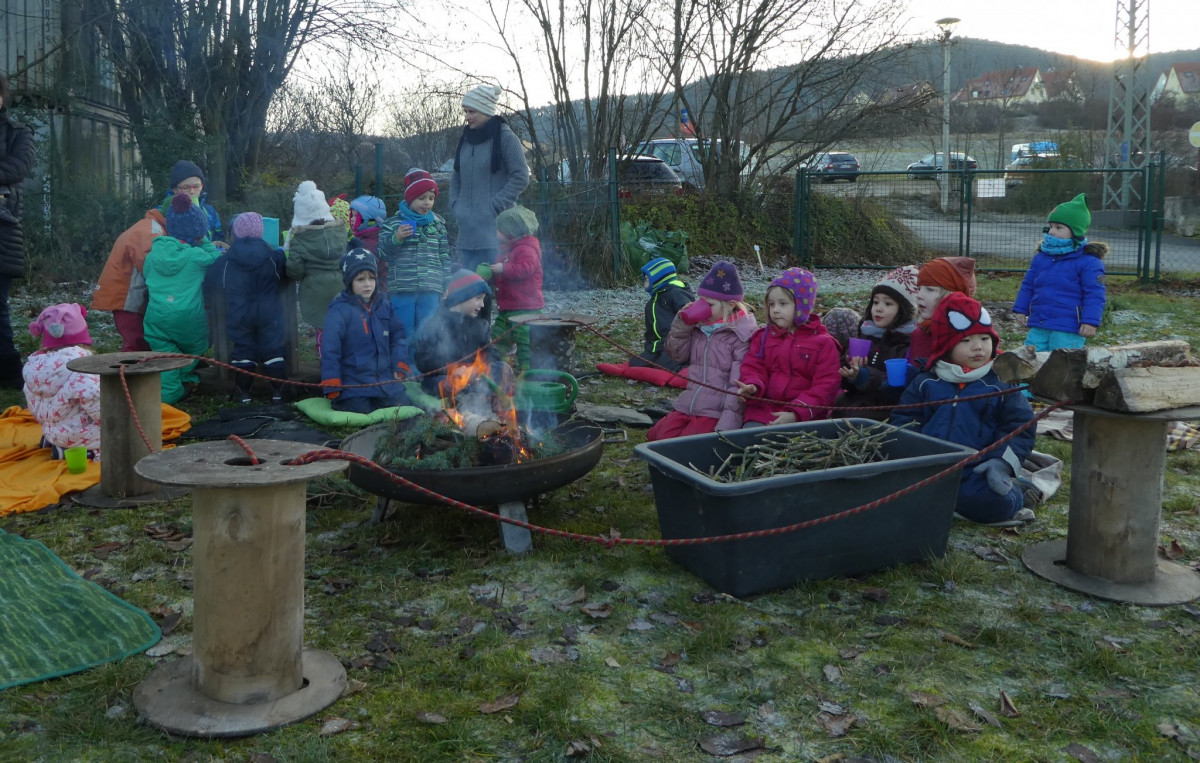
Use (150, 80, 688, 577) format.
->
(737, 268, 841, 426)
(646, 260, 758, 441)
(22, 303, 101, 460)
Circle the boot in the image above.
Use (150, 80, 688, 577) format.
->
(231, 360, 256, 404)
(0, 352, 23, 390)
(264, 359, 288, 403)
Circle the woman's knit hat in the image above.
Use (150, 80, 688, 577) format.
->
(917, 256, 977, 297)
(870, 265, 920, 325)
(168, 159, 205, 190)
(444, 269, 492, 307)
(231, 212, 264, 241)
(292, 180, 332, 228)
(496, 205, 539, 238)
(927, 292, 1000, 368)
(1047, 193, 1091, 239)
(404, 169, 439, 204)
(462, 84, 502, 117)
(29, 303, 92, 350)
(768, 267, 818, 327)
(165, 192, 209, 243)
(340, 248, 378, 288)
(696, 260, 744, 302)
(641, 257, 682, 294)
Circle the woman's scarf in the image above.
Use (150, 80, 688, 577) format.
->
(454, 116, 507, 174)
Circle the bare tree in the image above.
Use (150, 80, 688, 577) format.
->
(386, 80, 468, 170)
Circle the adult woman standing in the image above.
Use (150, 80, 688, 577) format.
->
(450, 83, 529, 273)
(0, 72, 37, 388)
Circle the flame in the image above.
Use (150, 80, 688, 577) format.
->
(439, 351, 533, 463)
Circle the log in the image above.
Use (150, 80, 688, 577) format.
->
(1031, 340, 1192, 402)
(1092, 366, 1200, 412)
(993, 345, 1049, 384)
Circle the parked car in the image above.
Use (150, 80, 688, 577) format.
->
(630, 138, 751, 189)
(906, 152, 978, 179)
(615, 155, 683, 197)
(808, 152, 860, 183)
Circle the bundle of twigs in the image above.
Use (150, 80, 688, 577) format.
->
(693, 421, 909, 483)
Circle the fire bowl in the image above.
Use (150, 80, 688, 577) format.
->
(340, 418, 604, 506)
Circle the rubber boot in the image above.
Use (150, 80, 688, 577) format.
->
(264, 359, 288, 403)
(231, 360, 256, 403)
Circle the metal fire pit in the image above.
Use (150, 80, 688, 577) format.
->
(340, 418, 604, 531)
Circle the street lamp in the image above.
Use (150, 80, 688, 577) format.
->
(937, 16, 960, 213)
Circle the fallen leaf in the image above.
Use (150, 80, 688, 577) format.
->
(1094, 638, 1127, 654)
(972, 545, 1008, 563)
(91, 541, 125, 560)
(416, 711, 448, 724)
(318, 716, 356, 736)
(627, 619, 655, 631)
(556, 587, 588, 611)
(816, 711, 857, 738)
(342, 679, 367, 697)
(162, 539, 193, 552)
(968, 702, 1002, 728)
(701, 710, 746, 727)
(934, 706, 981, 732)
(1157, 539, 1185, 560)
(697, 733, 765, 756)
(999, 690, 1020, 717)
(1182, 604, 1200, 618)
(838, 647, 862, 660)
(822, 664, 842, 683)
(1064, 742, 1101, 763)
(580, 603, 612, 619)
(604, 656, 621, 668)
(659, 651, 682, 668)
(861, 587, 889, 603)
(157, 612, 182, 636)
(907, 690, 948, 708)
(530, 646, 573, 664)
(565, 738, 594, 757)
(941, 632, 977, 649)
(479, 694, 520, 714)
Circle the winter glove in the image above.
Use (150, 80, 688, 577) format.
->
(476, 263, 493, 281)
(973, 459, 1013, 496)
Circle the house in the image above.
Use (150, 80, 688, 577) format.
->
(1039, 70, 1080, 102)
(952, 67, 1047, 106)
(874, 82, 938, 108)
(1152, 62, 1200, 103)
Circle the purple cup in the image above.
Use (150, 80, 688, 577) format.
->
(847, 337, 871, 361)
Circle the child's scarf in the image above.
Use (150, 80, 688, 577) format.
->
(397, 201, 436, 229)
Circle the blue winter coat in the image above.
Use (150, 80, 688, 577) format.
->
(1012, 242, 1107, 333)
(203, 237, 287, 361)
(320, 290, 410, 405)
(890, 368, 1034, 474)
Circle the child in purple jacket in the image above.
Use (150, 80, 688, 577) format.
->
(646, 260, 757, 441)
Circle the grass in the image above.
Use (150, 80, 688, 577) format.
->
(2, 272, 1199, 761)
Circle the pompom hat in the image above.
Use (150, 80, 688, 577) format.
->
(871, 265, 920, 324)
(165, 192, 209, 243)
(917, 256, 977, 297)
(768, 267, 819, 327)
(926, 292, 1000, 368)
(29, 303, 92, 350)
(462, 84, 502, 117)
(292, 180, 332, 228)
(404, 169, 439, 204)
(230, 212, 264, 241)
(1047, 193, 1091, 239)
(696, 260, 744, 302)
(444, 269, 492, 307)
(340, 248, 378, 288)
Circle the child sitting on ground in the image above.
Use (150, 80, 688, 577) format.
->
(285, 180, 347, 359)
(203, 212, 289, 404)
(646, 260, 758, 441)
(378, 169, 452, 369)
(320, 249, 411, 414)
(737, 267, 841, 427)
(835, 265, 920, 419)
(890, 293, 1038, 527)
(485, 205, 544, 372)
(631, 257, 693, 373)
(23, 303, 101, 460)
(143, 192, 223, 403)
(1013, 193, 1107, 350)
(909, 256, 977, 370)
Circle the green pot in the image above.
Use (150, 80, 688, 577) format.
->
(516, 370, 579, 413)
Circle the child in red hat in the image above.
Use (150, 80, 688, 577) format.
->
(22, 303, 101, 460)
(890, 293, 1038, 527)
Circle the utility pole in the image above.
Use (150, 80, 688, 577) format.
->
(1103, 0, 1151, 210)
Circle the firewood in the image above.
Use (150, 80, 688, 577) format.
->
(1031, 340, 1192, 403)
(1092, 366, 1200, 413)
(993, 345, 1048, 384)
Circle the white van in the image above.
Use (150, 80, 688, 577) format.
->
(1009, 141, 1060, 164)
(630, 138, 750, 189)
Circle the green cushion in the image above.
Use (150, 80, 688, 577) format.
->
(294, 396, 425, 427)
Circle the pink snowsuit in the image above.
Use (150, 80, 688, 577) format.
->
(21, 346, 102, 457)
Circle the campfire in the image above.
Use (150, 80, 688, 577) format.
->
(436, 350, 534, 466)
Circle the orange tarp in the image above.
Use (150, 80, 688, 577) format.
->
(0, 406, 191, 516)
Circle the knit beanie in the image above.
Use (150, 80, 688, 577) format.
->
(165, 192, 209, 243)
(292, 180, 332, 228)
(870, 265, 920, 325)
(29, 303, 92, 350)
(496, 205, 539, 238)
(462, 84, 502, 117)
(1047, 193, 1091, 239)
(340, 248, 378, 288)
(917, 256, 977, 297)
(230, 212, 264, 241)
(444, 268, 492, 307)
(926, 292, 1000, 368)
(767, 267, 819, 326)
(696, 260, 744, 302)
(350, 196, 387, 225)
(168, 159, 205, 190)
(404, 169, 439, 204)
(641, 257, 681, 294)
(821, 307, 860, 352)
(328, 195, 352, 229)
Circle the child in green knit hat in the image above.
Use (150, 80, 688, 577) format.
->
(1012, 193, 1108, 350)
(486, 205, 544, 372)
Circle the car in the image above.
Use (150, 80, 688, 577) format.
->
(808, 152, 860, 183)
(1003, 156, 1035, 187)
(906, 152, 978, 180)
(630, 138, 752, 189)
(614, 154, 683, 197)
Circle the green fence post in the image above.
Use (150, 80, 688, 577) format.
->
(609, 148, 621, 282)
(792, 170, 804, 266)
(1154, 150, 1165, 283)
(374, 143, 384, 196)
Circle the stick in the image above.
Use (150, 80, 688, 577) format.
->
(753, 244, 765, 273)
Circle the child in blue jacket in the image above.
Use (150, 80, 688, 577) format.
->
(890, 293, 1038, 527)
(1012, 193, 1107, 350)
(320, 249, 411, 414)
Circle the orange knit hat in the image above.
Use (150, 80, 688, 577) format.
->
(917, 257, 977, 297)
